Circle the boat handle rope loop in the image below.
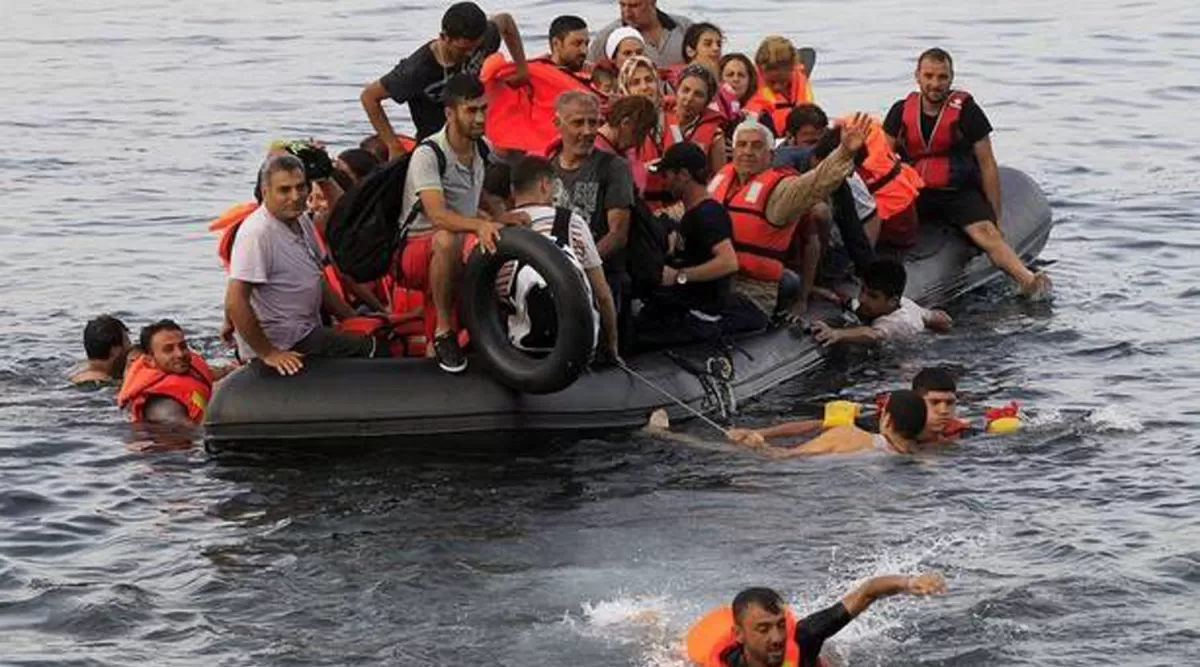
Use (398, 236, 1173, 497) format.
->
(617, 357, 733, 437)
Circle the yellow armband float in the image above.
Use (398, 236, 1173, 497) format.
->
(823, 400, 861, 429)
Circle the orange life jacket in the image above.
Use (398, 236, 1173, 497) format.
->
(845, 116, 924, 220)
(745, 65, 814, 137)
(639, 108, 726, 207)
(898, 90, 978, 189)
(481, 54, 594, 154)
(117, 352, 214, 424)
(686, 606, 811, 667)
(211, 202, 347, 300)
(708, 164, 798, 283)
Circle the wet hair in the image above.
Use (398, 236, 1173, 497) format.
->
(678, 63, 718, 106)
(862, 258, 907, 299)
(549, 15, 588, 43)
(83, 315, 129, 360)
(606, 95, 659, 146)
(918, 47, 954, 72)
(483, 162, 513, 200)
(139, 319, 183, 355)
(912, 367, 958, 394)
(755, 35, 797, 69)
(337, 148, 380, 182)
(732, 587, 785, 625)
(258, 154, 306, 190)
(442, 2, 488, 40)
(785, 104, 828, 137)
(556, 89, 600, 114)
(443, 74, 485, 108)
(359, 134, 389, 162)
(884, 389, 928, 440)
(510, 155, 556, 194)
(683, 22, 722, 62)
(718, 53, 758, 106)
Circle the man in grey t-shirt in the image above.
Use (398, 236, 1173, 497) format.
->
(226, 154, 375, 376)
(396, 74, 527, 374)
(550, 91, 635, 288)
(588, 0, 693, 68)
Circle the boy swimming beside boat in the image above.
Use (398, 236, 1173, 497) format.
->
(727, 366, 969, 447)
(731, 389, 928, 457)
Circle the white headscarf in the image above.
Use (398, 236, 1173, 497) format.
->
(606, 27, 645, 61)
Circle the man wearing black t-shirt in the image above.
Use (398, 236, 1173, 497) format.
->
(634, 142, 767, 351)
(695, 573, 945, 667)
(883, 48, 1050, 296)
(360, 2, 529, 158)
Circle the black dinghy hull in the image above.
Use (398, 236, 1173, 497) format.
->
(205, 168, 1052, 451)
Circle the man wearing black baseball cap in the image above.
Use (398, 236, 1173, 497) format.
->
(634, 143, 767, 350)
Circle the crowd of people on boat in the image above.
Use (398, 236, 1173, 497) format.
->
(57, 0, 1069, 659)
(72, 0, 1048, 429)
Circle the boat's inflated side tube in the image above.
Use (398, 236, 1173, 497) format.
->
(461, 227, 594, 394)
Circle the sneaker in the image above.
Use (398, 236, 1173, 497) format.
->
(433, 332, 468, 374)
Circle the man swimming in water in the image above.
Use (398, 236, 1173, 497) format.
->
(690, 573, 946, 667)
(732, 389, 927, 456)
(727, 366, 965, 446)
(70, 315, 134, 386)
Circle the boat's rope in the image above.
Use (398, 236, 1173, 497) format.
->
(617, 359, 730, 436)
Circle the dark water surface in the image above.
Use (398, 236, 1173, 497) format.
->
(4, 1, 1200, 665)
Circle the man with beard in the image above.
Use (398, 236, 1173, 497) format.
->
(883, 48, 1050, 296)
(688, 574, 946, 667)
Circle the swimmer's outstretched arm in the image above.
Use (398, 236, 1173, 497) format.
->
(727, 419, 823, 446)
(841, 573, 946, 617)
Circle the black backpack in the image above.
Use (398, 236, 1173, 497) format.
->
(326, 138, 490, 283)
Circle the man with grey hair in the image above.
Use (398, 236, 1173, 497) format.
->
(706, 114, 873, 315)
(549, 90, 635, 294)
(226, 154, 376, 376)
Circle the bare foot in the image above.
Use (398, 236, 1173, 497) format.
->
(645, 408, 670, 432)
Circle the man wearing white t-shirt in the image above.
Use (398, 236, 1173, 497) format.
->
(504, 156, 620, 362)
(811, 258, 952, 346)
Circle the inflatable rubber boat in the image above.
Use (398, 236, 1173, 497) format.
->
(204, 167, 1051, 452)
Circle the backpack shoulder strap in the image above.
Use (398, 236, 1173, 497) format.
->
(420, 139, 448, 176)
(476, 138, 492, 166)
(551, 207, 573, 248)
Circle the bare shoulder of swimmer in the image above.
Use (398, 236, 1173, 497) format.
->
(142, 396, 192, 425)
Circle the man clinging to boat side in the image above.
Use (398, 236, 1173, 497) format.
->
(810, 258, 952, 347)
(708, 116, 869, 319)
(117, 320, 236, 425)
(687, 573, 946, 667)
(883, 48, 1050, 296)
(360, 2, 529, 156)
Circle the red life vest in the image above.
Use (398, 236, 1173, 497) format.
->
(708, 164, 798, 283)
(848, 116, 925, 220)
(899, 90, 978, 190)
(639, 108, 726, 208)
(481, 54, 594, 154)
(686, 606, 813, 667)
(744, 65, 814, 138)
(117, 352, 214, 424)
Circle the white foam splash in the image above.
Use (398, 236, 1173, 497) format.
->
(1086, 404, 1144, 432)
(1023, 406, 1064, 428)
(565, 592, 689, 667)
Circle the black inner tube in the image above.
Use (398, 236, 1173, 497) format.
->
(460, 227, 595, 395)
